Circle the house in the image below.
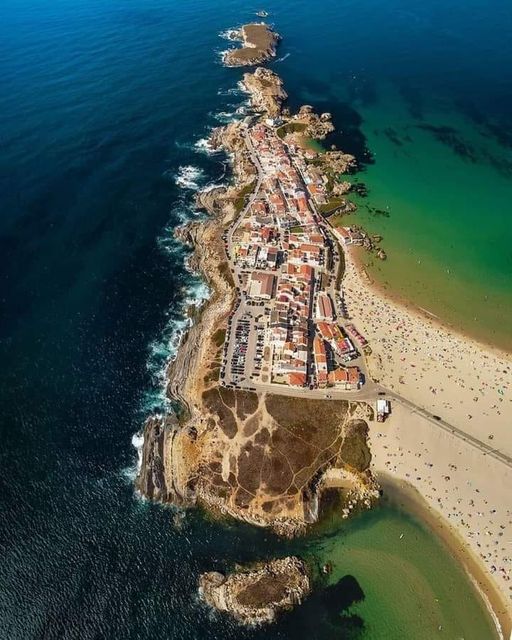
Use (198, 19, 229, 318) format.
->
(316, 293, 334, 322)
(327, 367, 361, 390)
(313, 336, 328, 388)
(248, 272, 276, 299)
(288, 372, 307, 387)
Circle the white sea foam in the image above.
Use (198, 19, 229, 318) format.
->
(120, 431, 145, 483)
(211, 110, 238, 124)
(132, 432, 144, 470)
(174, 165, 205, 190)
(218, 28, 242, 41)
(194, 136, 216, 155)
(274, 52, 290, 63)
(142, 256, 211, 417)
(217, 49, 232, 65)
(217, 85, 244, 97)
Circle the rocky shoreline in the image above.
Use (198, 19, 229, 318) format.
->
(199, 557, 311, 625)
(223, 23, 280, 67)
(135, 66, 378, 537)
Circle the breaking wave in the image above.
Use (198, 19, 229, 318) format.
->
(174, 165, 205, 190)
(218, 28, 242, 41)
(194, 136, 216, 155)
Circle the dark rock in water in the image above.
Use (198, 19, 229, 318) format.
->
(351, 182, 368, 197)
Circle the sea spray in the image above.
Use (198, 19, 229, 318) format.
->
(174, 165, 206, 190)
(194, 136, 217, 155)
(218, 28, 242, 42)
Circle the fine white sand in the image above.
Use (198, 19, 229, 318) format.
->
(369, 405, 512, 628)
(342, 245, 512, 458)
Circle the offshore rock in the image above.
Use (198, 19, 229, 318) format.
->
(199, 557, 311, 625)
(223, 23, 280, 67)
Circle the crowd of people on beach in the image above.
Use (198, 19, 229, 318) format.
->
(343, 254, 511, 447)
(373, 429, 512, 600)
(341, 250, 512, 614)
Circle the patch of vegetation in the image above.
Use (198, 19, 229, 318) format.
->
(204, 365, 221, 386)
(319, 197, 347, 215)
(234, 181, 256, 214)
(218, 260, 235, 287)
(212, 328, 226, 348)
(237, 576, 289, 608)
(338, 419, 371, 471)
(266, 395, 349, 439)
(276, 121, 307, 139)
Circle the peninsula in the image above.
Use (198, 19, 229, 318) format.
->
(136, 31, 512, 635)
(223, 23, 280, 67)
(136, 65, 379, 537)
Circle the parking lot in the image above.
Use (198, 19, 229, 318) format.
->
(221, 299, 271, 387)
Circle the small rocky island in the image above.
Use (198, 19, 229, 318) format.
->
(199, 557, 311, 625)
(223, 23, 280, 67)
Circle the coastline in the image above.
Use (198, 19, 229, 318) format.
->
(351, 243, 512, 360)
(338, 240, 512, 630)
(369, 405, 512, 636)
(378, 472, 510, 638)
(340, 241, 512, 457)
(135, 48, 511, 630)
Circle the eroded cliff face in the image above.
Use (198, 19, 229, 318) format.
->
(242, 67, 288, 116)
(199, 557, 310, 625)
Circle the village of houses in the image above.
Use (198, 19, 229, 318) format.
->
(219, 121, 370, 395)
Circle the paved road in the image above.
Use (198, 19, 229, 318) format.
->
(227, 378, 512, 469)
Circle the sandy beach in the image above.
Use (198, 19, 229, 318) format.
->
(370, 407, 512, 636)
(342, 245, 512, 456)
(338, 243, 512, 632)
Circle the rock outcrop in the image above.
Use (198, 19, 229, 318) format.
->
(242, 67, 288, 116)
(294, 105, 335, 139)
(199, 557, 310, 625)
(223, 24, 280, 67)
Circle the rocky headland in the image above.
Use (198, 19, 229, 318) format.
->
(223, 23, 280, 67)
(199, 557, 310, 625)
(241, 67, 287, 116)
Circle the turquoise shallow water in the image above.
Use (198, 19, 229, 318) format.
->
(0, 0, 510, 637)
(343, 82, 512, 350)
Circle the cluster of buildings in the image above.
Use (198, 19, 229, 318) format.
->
(229, 123, 362, 391)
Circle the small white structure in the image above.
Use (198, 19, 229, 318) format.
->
(376, 399, 391, 422)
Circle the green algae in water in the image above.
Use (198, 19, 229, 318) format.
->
(341, 81, 512, 352)
(285, 496, 499, 639)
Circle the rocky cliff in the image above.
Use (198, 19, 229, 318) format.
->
(199, 557, 310, 625)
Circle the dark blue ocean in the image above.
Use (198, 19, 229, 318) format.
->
(1, 0, 510, 638)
